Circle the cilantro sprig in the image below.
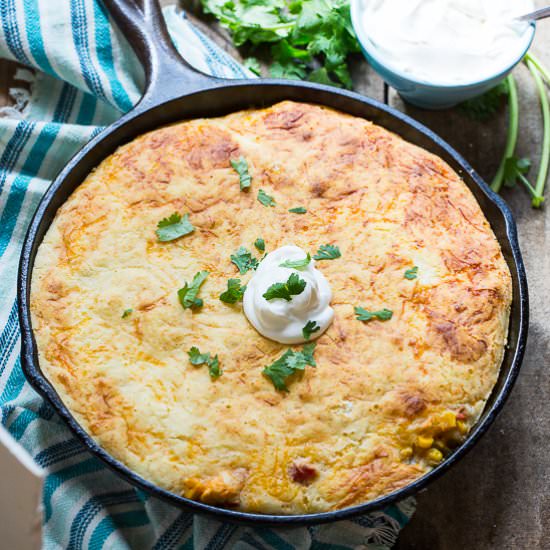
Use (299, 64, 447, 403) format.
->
(254, 238, 265, 252)
(279, 253, 311, 270)
(289, 207, 307, 214)
(156, 212, 194, 242)
(313, 244, 341, 261)
(404, 266, 419, 280)
(178, 271, 208, 310)
(121, 308, 133, 319)
(263, 343, 316, 391)
(231, 246, 259, 274)
(188, 347, 222, 379)
(220, 278, 246, 304)
(354, 307, 393, 322)
(258, 189, 276, 207)
(302, 320, 320, 340)
(230, 156, 252, 191)
(263, 273, 306, 301)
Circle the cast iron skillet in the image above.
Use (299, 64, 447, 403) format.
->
(18, 0, 529, 527)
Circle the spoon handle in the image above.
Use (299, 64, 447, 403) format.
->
(518, 6, 550, 22)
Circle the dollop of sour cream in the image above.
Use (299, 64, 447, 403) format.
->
(243, 245, 334, 344)
(358, 0, 534, 86)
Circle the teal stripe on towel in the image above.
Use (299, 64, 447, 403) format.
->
(23, 0, 56, 75)
(89, 510, 150, 550)
(0, 123, 60, 257)
(43, 458, 106, 522)
(93, 0, 132, 112)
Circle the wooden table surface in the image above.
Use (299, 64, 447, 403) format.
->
(1, 2, 549, 548)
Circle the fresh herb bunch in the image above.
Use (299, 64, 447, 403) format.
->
(200, 0, 360, 88)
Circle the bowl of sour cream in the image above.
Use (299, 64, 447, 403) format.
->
(351, 0, 536, 109)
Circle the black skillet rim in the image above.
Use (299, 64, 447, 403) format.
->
(18, 79, 529, 527)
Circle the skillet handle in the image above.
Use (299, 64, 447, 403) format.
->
(102, 0, 219, 112)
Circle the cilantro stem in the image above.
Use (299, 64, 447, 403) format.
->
(525, 53, 550, 86)
(517, 171, 540, 200)
(526, 58, 549, 208)
(491, 75, 519, 193)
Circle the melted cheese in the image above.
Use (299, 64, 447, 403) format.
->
(30, 101, 512, 514)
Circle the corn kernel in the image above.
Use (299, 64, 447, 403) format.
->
(457, 420, 468, 435)
(426, 448, 443, 464)
(439, 411, 457, 430)
(416, 435, 434, 449)
(400, 447, 413, 460)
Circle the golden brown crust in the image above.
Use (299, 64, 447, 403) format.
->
(30, 101, 512, 514)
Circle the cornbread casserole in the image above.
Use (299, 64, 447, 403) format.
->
(30, 101, 512, 514)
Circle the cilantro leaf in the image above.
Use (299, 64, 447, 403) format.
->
(279, 253, 311, 270)
(208, 355, 222, 378)
(287, 272, 307, 294)
(178, 271, 208, 310)
(308, 67, 342, 87)
(263, 272, 307, 301)
(156, 212, 194, 242)
(187, 347, 222, 379)
(354, 307, 393, 322)
(460, 80, 509, 121)
(270, 60, 308, 80)
(313, 244, 341, 260)
(231, 246, 259, 274)
(272, 38, 311, 62)
(301, 342, 317, 366)
(188, 346, 211, 365)
(230, 156, 252, 191)
(220, 278, 247, 304)
(404, 266, 419, 280)
(254, 238, 265, 252)
(503, 156, 531, 187)
(502, 156, 545, 207)
(288, 206, 307, 214)
(262, 283, 291, 301)
(263, 351, 296, 391)
(257, 189, 276, 207)
(302, 320, 320, 340)
(263, 343, 317, 391)
(121, 308, 133, 319)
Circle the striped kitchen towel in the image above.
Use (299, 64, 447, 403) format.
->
(0, 1, 415, 548)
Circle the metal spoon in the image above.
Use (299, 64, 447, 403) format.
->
(517, 6, 550, 22)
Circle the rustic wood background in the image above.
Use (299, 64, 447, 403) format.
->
(1, 1, 549, 548)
